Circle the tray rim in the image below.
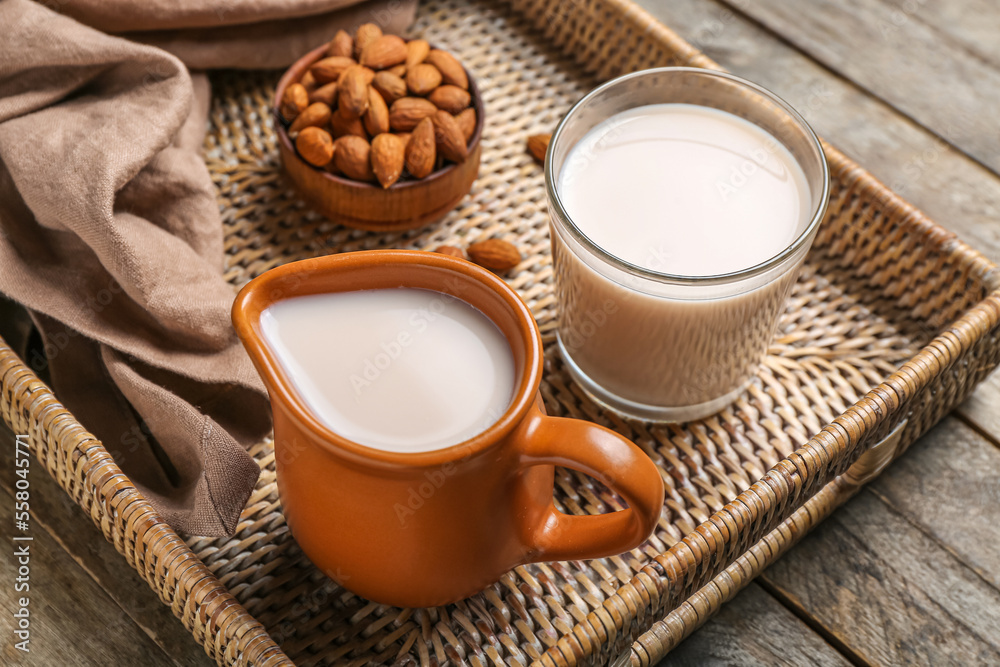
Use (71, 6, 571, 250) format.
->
(2, 1, 1000, 666)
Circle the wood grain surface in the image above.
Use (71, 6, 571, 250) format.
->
(0, 425, 208, 666)
(764, 457, 1000, 665)
(0, 476, 179, 666)
(726, 0, 1000, 175)
(657, 584, 852, 667)
(635, 0, 1000, 663)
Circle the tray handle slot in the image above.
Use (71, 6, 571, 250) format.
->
(841, 417, 909, 487)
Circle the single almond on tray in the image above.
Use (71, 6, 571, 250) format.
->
(308, 82, 338, 107)
(405, 117, 436, 178)
(405, 39, 430, 70)
(311, 56, 356, 84)
(280, 83, 309, 121)
(363, 86, 390, 136)
(296, 127, 335, 167)
(372, 71, 407, 106)
(334, 135, 375, 181)
(407, 63, 442, 96)
(467, 239, 521, 272)
(371, 133, 405, 188)
(454, 107, 476, 142)
(338, 66, 370, 118)
(431, 109, 468, 163)
(361, 35, 407, 70)
(354, 23, 383, 58)
(434, 245, 466, 258)
(425, 49, 468, 89)
(288, 102, 332, 134)
(389, 97, 438, 131)
(429, 85, 471, 114)
(527, 134, 550, 163)
(327, 29, 353, 58)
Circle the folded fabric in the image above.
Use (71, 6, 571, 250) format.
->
(0, 0, 416, 535)
(68, 0, 418, 69)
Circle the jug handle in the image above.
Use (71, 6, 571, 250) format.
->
(515, 413, 664, 562)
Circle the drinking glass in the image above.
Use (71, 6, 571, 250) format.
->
(545, 67, 830, 422)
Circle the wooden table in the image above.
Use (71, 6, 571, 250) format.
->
(644, 0, 1000, 664)
(2, 1, 999, 665)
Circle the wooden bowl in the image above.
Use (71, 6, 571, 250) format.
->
(274, 44, 485, 232)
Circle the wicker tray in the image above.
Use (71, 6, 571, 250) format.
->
(3, 0, 1000, 665)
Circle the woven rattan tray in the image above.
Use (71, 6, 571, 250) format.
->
(3, 0, 1000, 665)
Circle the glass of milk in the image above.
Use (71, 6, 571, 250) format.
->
(545, 67, 830, 422)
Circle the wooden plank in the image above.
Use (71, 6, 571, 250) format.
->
(880, 0, 1000, 68)
(761, 487, 1000, 666)
(638, 0, 1000, 466)
(869, 417, 1000, 589)
(0, 483, 178, 666)
(656, 583, 852, 666)
(959, 377, 1000, 447)
(717, 0, 1000, 175)
(0, 425, 211, 666)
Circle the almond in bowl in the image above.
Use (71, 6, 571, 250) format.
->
(274, 24, 484, 232)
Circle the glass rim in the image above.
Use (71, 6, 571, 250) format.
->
(544, 66, 831, 287)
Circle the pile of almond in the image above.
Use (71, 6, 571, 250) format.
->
(279, 23, 477, 188)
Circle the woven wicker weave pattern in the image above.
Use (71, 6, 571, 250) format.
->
(2, 0, 999, 666)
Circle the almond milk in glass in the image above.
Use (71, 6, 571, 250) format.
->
(545, 68, 830, 422)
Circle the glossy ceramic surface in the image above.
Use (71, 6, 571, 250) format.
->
(233, 250, 665, 607)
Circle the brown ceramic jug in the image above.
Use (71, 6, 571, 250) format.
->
(233, 250, 665, 608)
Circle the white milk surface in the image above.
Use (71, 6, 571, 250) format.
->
(558, 103, 810, 276)
(261, 288, 515, 453)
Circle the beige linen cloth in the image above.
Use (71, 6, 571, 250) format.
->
(0, 0, 416, 535)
